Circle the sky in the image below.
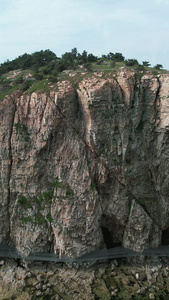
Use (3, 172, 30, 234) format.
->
(0, 0, 169, 69)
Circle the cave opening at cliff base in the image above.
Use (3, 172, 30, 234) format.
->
(101, 226, 120, 249)
(161, 228, 169, 245)
(101, 214, 122, 249)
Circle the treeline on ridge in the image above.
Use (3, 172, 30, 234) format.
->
(0, 48, 163, 78)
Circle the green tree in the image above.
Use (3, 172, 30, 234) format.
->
(101, 54, 108, 60)
(61, 50, 77, 69)
(142, 61, 150, 67)
(71, 47, 78, 59)
(84, 62, 92, 71)
(56, 60, 67, 72)
(113, 52, 125, 62)
(0, 49, 57, 75)
(79, 50, 88, 64)
(107, 52, 114, 60)
(125, 59, 139, 66)
(154, 64, 163, 69)
(87, 53, 98, 62)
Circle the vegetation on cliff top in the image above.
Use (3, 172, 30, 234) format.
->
(0, 48, 167, 101)
(0, 48, 165, 76)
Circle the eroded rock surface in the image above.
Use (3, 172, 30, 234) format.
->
(1, 70, 169, 257)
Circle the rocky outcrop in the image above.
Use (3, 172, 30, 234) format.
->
(1, 257, 169, 299)
(123, 200, 161, 251)
(1, 70, 169, 257)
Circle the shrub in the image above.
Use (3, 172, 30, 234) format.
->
(46, 214, 53, 222)
(22, 80, 33, 91)
(21, 216, 32, 224)
(34, 72, 44, 80)
(14, 74, 24, 85)
(48, 74, 58, 83)
(35, 214, 45, 225)
(91, 182, 96, 189)
(17, 196, 32, 209)
(66, 188, 74, 196)
(110, 61, 115, 68)
(84, 62, 92, 71)
(125, 59, 139, 66)
(42, 191, 54, 201)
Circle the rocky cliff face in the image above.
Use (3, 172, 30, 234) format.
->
(1, 69, 169, 258)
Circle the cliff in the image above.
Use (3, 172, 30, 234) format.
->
(1, 69, 169, 258)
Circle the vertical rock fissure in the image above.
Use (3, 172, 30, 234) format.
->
(7, 97, 16, 241)
(154, 75, 161, 126)
(39, 95, 48, 130)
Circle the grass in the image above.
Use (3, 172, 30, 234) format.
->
(53, 178, 63, 188)
(66, 188, 74, 196)
(35, 214, 46, 225)
(24, 79, 50, 94)
(92, 61, 124, 71)
(0, 62, 168, 102)
(17, 195, 32, 209)
(0, 84, 19, 101)
(42, 190, 54, 202)
(46, 213, 53, 223)
(0, 69, 36, 101)
(21, 216, 32, 224)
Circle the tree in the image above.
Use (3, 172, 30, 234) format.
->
(142, 61, 150, 67)
(56, 60, 67, 72)
(71, 48, 78, 59)
(103, 52, 125, 62)
(125, 59, 139, 66)
(113, 52, 125, 62)
(0, 49, 58, 75)
(81, 50, 88, 63)
(31, 50, 57, 68)
(87, 53, 98, 62)
(61, 51, 76, 69)
(101, 54, 108, 60)
(107, 52, 114, 60)
(154, 64, 163, 70)
(76, 50, 88, 64)
(84, 62, 92, 71)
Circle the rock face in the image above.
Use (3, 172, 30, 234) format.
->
(1, 70, 169, 257)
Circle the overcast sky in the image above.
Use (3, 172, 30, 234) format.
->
(0, 0, 169, 69)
